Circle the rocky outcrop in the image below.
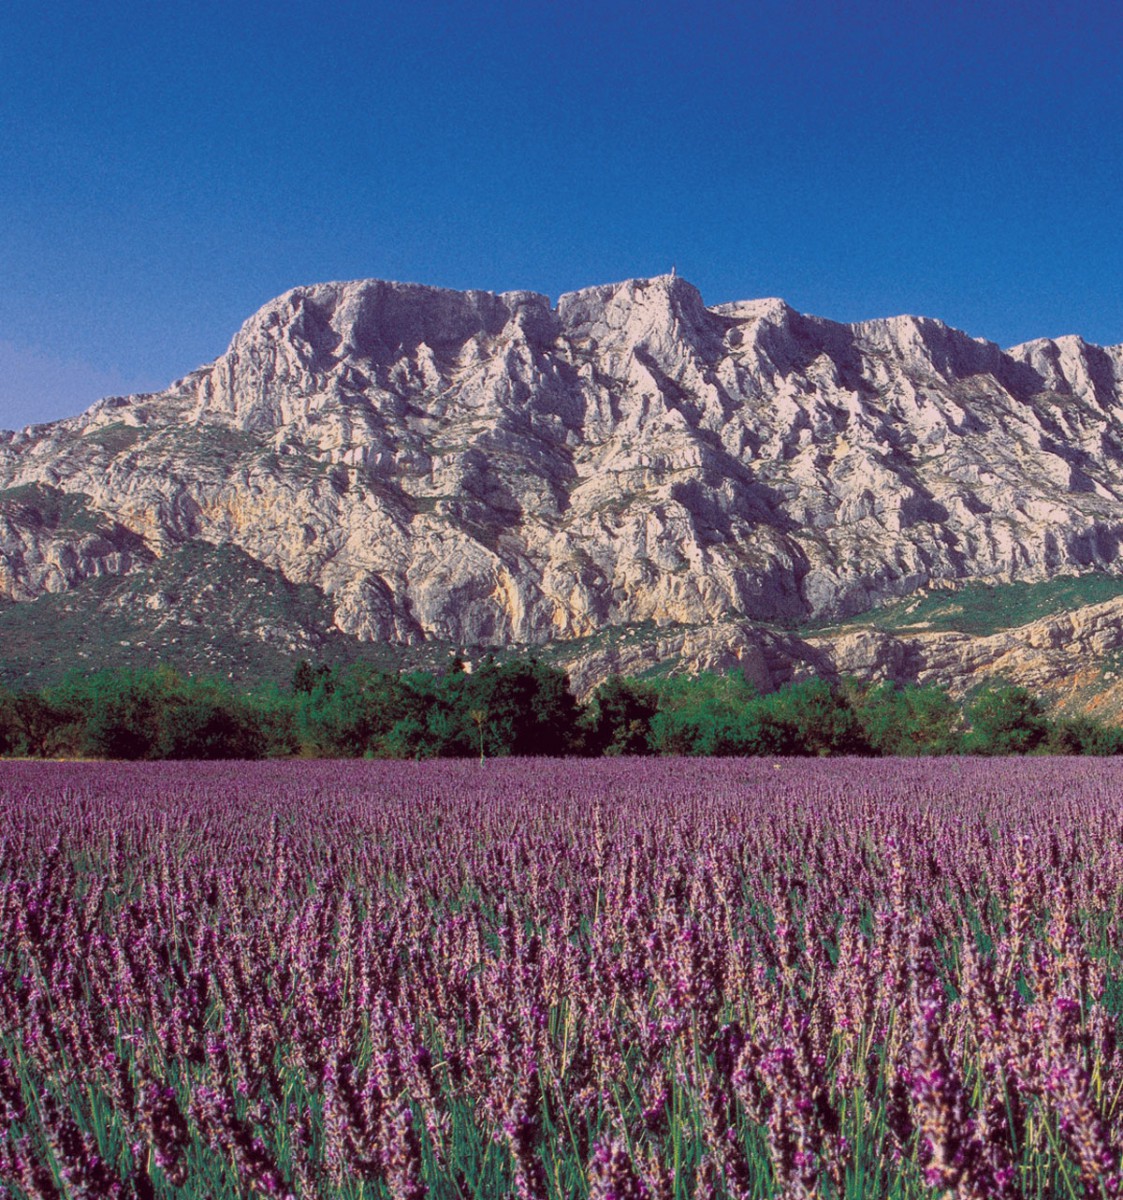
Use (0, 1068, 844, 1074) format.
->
(4, 272, 1123, 695)
(556, 598, 1123, 712)
(814, 597, 1123, 708)
(0, 485, 150, 601)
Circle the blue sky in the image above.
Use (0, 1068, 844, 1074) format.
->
(1, 0, 1121, 427)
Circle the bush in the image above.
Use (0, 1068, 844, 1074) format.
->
(582, 676, 659, 755)
(761, 679, 869, 756)
(964, 686, 1048, 755)
(1045, 715, 1123, 756)
(452, 656, 581, 757)
(856, 681, 963, 756)
(298, 665, 406, 757)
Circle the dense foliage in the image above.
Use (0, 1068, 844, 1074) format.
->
(0, 659, 1121, 759)
(3, 758, 1123, 1197)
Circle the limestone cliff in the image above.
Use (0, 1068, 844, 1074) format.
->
(3, 274, 1123, 699)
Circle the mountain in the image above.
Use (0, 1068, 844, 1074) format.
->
(3, 274, 1123, 706)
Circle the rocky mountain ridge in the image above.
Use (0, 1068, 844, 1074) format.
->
(3, 273, 1123, 702)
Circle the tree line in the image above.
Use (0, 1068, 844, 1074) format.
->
(0, 658, 1119, 760)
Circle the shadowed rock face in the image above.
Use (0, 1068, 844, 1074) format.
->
(3, 274, 1123, 655)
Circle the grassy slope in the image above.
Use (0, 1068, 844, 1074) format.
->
(809, 573, 1123, 637)
(0, 542, 457, 690)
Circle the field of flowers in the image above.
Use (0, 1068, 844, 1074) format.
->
(2, 757, 1123, 1198)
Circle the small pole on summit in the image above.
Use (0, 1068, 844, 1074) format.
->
(670, 264, 676, 277)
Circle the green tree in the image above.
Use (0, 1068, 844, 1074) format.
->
(291, 659, 333, 696)
(300, 664, 405, 756)
(582, 675, 658, 755)
(964, 685, 1047, 755)
(0, 688, 16, 755)
(244, 682, 301, 757)
(450, 656, 581, 757)
(1044, 715, 1123, 756)
(156, 682, 266, 759)
(855, 681, 962, 756)
(761, 678, 869, 756)
(80, 671, 164, 760)
(15, 685, 84, 757)
(648, 671, 765, 755)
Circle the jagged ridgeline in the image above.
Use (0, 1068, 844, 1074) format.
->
(3, 275, 1123, 705)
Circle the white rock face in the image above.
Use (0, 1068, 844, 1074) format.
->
(3, 274, 1123, 654)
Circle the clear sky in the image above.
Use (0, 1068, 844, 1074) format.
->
(1, 0, 1121, 428)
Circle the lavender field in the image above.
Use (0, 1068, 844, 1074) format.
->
(2, 758, 1123, 1198)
